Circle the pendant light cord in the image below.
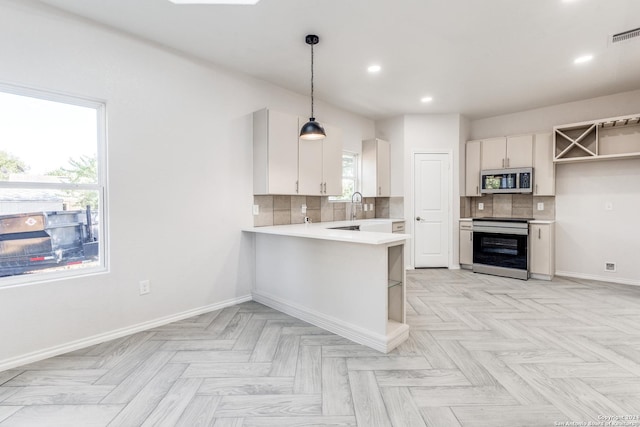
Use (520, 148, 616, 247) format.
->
(310, 41, 315, 119)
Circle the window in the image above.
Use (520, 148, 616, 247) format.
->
(0, 84, 106, 285)
(330, 151, 359, 201)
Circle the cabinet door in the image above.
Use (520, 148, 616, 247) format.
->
(506, 134, 533, 168)
(298, 139, 323, 195)
(465, 140, 481, 196)
(377, 139, 390, 196)
(362, 139, 390, 197)
(533, 133, 555, 196)
(530, 224, 551, 275)
(481, 137, 507, 169)
(322, 124, 343, 196)
(267, 110, 299, 194)
(459, 228, 473, 265)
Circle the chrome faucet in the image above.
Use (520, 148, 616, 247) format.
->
(351, 192, 363, 220)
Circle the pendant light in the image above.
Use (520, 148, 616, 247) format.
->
(300, 34, 326, 140)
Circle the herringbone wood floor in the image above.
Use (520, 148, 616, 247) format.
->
(1, 269, 640, 426)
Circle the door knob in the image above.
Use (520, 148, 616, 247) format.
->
(416, 216, 421, 221)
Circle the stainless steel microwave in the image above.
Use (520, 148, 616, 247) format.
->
(480, 168, 533, 194)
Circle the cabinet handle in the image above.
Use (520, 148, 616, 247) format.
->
(507, 158, 510, 168)
(535, 184, 538, 194)
(476, 185, 479, 195)
(470, 233, 473, 241)
(502, 158, 505, 168)
(295, 181, 299, 193)
(320, 183, 323, 193)
(324, 182, 327, 193)
(538, 228, 541, 239)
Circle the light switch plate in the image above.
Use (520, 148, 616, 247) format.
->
(301, 204, 307, 214)
(537, 202, 544, 211)
(252, 204, 259, 215)
(369, 204, 374, 211)
(478, 202, 484, 211)
(364, 204, 368, 212)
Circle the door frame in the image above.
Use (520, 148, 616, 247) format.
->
(410, 150, 454, 269)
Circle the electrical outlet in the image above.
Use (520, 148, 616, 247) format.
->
(301, 204, 307, 214)
(605, 262, 616, 272)
(139, 280, 150, 295)
(537, 202, 544, 211)
(363, 204, 368, 212)
(478, 202, 484, 211)
(369, 204, 374, 211)
(252, 204, 259, 215)
(605, 201, 613, 211)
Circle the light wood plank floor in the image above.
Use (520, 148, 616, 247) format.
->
(2, 269, 640, 426)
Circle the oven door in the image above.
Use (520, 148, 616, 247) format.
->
(473, 231, 528, 272)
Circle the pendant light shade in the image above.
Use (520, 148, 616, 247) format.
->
(300, 34, 326, 140)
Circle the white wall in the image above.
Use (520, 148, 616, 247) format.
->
(470, 89, 640, 285)
(0, 0, 374, 366)
(555, 159, 640, 285)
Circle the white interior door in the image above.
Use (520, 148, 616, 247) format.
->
(414, 153, 450, 268)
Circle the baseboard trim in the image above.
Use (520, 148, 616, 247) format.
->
(0, 294, 252, 372)
(556, 271, 640, 287)
(252, 291, 405, 353)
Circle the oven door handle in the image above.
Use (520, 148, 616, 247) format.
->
(473, 226, 528, 235)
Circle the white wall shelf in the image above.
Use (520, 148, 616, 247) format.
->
(554, 114, 640, 163)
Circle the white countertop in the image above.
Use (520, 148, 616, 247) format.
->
(460, 218, 555, 224)
(243, 219, 409, 245)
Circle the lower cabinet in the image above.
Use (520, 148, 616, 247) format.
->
(530, 222, 555, 280)
(459, 219, 473, 268)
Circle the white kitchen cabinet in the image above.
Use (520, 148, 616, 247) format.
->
(322, 124, 343, 196)
(362, 138, 390, 197)
(465, 140, 481, 196)
(481, 137, 507, 170)
(298, 139, 323, 195)
(530, 222, 555, 280)
(459, 219, 473, 268)
(533, 133, 555, 196)
(253, 108, 300, 195)
(298, 122, 342, 196)
(481, 135, 533, 170)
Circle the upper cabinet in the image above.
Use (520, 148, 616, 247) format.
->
(466, 132, 554, 197)
(554, 114, 640, 163)
(254, 108, 342, 196)
(481, 135, 533, 170)
(322, 124, 343, 196)
(465, 140, 481, 197)
(298, 122, 342, 196)
(362, 138, 390, 197)
(533, 133, 555, 196)
(253, 109, 299, 195)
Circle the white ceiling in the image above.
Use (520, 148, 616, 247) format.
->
(36, 0, 640, 120)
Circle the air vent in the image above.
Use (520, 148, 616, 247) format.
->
(611, 27, 640, 44)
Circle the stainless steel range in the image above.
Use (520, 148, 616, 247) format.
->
(472, 218, 532, 280)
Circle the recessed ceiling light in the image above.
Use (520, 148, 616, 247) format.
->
(574, 54, 593, 64)
(367, 65, 381, 73)
(168, 0, 260, 4)
(421, 96, 433, 103)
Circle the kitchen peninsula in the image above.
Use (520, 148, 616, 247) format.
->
(243, 220, 409, 353)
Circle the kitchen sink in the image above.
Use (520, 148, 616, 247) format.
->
(328, 225, 360, 231)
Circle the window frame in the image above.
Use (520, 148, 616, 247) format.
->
(329, 150, 360, 202)
(0, 82, 109, 288)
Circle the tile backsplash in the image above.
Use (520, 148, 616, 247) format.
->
(465, 194, 555, 220)
(253, 195, 393, 227)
